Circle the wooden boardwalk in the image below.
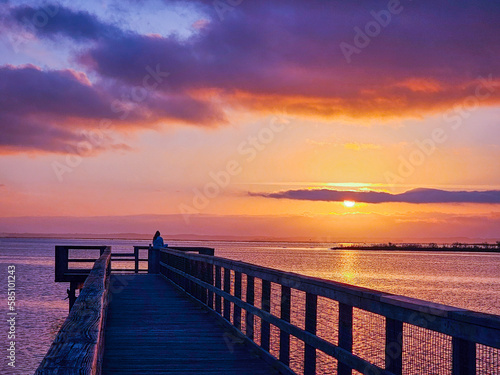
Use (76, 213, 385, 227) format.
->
(102, 274, 279, 374)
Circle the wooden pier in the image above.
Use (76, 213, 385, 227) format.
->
(36, 245, 500, 375)
(102, 274, 278, 374)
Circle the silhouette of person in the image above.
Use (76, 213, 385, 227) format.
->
(152, 230, 168, 248)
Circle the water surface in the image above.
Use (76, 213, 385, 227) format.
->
(1, 238, 499, 374)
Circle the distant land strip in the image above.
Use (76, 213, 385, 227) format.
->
(331, 243, 500, 252)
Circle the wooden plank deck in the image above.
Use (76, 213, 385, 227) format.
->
(102, 274, 280, 375)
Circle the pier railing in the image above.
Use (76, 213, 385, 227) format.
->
(159, 249, 500, 375)
(36, 247, 111, 374)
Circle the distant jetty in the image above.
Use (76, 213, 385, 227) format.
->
(331, 242, 500, 252)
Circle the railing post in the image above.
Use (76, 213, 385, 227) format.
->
(385, 318, 403, 375)
(261, 280, 271, 352)
(207, 263, 214, 309)
(234, 271, 242, 330)
(223, 268, 231, 321)
(133, 246, 139, 273)
(304, 292, 317, 375)
(55, 246, 69, 282)
(246, 275, 255, 340)
(338, 303, 353, 375)
(280, 285, 291, 366)
(215, 266, 222, 314)
(192, 260, 201, 301)
(452, 337, 476, 375)
(198, 261, 207, 304)
(186, 259, 193, 295)
(182, 257, 188, 291)
(148, 245, 160, 274)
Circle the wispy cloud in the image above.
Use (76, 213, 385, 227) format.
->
(252, 188, 500, 204)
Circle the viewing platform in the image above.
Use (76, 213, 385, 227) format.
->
(35, 245, 500, 375)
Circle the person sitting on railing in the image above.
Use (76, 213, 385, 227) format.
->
(152, 230, 168, 248)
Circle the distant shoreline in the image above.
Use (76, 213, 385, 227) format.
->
(331, 243, 500, 252)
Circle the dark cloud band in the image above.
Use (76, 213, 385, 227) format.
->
(252, 188, 500, 204)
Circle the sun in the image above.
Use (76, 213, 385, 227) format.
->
(343, 200, 356, 207)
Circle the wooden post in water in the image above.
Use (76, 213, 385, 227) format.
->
(67, 281, 84, 311)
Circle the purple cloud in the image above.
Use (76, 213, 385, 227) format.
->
(0, 64, 225, 153)
(2, 1, 500, 153)
(253, 188, 500, 204)
(10, 1, 498, 116)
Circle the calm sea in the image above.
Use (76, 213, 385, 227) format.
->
(1, 237, 499, 374)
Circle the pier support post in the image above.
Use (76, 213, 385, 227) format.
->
(67, 281, 83, 311)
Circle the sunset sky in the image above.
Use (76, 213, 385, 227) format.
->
(0, 0, 499, 241)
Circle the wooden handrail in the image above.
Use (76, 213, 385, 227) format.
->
(161, 261, 393, 374)
(159, 249, 500, 348)
(36, 247, 111, 374)
(159, 248, 500, 375)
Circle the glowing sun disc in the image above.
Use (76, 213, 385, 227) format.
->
(343, 200, 356, 207)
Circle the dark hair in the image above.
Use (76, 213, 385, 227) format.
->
(153, 231, 160, 241)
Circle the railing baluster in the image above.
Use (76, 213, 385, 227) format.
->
(338, 303, 353, 375)
(452, 337, 476, 375)
(280, 285, 291, 366)
(246, 275, 255, 340)
(261, 279, 271, 352)
(188, 260, 195, 296)
(304, 292, 317, 375)
(385, 318, 403, 375)
(223, 267, 231, 321)
(199, 261, 207, 304)
(195, 261, 200, 300)
(207, 263, 214, 309)
(234, 271, 242, 330)
(182, 257, 188, 291)
(215, 265, 222, 314)
(133, 246, 139, 273)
